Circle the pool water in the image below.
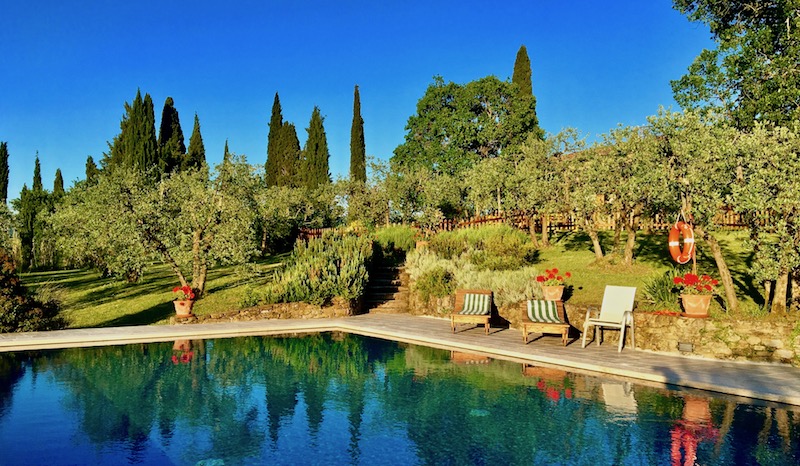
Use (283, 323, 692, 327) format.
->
(0, 333, 798, 465)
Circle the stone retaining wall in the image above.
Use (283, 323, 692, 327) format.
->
(409, 288, 800, 366)
(176, 297, 359, 324)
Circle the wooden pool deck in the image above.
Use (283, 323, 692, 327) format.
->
(1, 313, 799, 406)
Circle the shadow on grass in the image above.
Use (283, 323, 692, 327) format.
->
(97, 301, 176, 328)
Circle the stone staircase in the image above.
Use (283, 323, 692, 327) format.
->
(364, 264, 409, 313)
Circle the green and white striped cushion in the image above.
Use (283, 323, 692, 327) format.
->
(527, 300, 562, 323)
(459, 293, 491, 315)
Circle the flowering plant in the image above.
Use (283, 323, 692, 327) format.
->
(172, 285, 196, 301)
(673, 273, 718, 295)
(535, 268, 571, 286)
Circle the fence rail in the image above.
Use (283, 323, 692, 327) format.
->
(299, 209, 753, 239)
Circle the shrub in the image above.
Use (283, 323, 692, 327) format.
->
(373, 225, 418, 265)
(406, 248, 539, 307)
(0, 249, 66, 333)
(429, 224, 536, 270)
(643, 267, 681, 310)
(251, 230, 373, 306)
(414, 266, 455, 301)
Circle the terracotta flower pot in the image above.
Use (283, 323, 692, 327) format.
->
(681, 294, 711, 317)
(541, 285, 565, 301)
(173, 299, 195, 317)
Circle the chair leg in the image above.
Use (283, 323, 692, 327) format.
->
(581, 323, 589, 348)
(562, 329, 568, 346)
(630, 319, 635, 349)
(618, 325, 626, 352)
(485, 321, 489, 335)
(597, 327, 602, 346)
(522, 326, 527, 343)
(451, 318, 455, 333)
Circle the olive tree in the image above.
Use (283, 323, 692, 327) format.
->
(734, 122, 800, 313)
(649, 110, 741, 312)
(51, 157, 257, 296)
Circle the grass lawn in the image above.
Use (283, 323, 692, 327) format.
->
(20, 229, 765, 329)
(536, 229, 763, 315)
(21, 255, 287, 328)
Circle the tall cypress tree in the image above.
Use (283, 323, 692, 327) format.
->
(32, 155, 43, 192)
(158, 96, 186, 173)
(85, 156, 99, 185)
(223, 139, 231, 163)
(53, 169, 64, 196)
(350, 85, 366, 183)
(106, 89, 160, 173)
(265, 93, 284, 187)
(511, 45, 544, 141)
(185, 114, 206, 170)
(512, 45, 532, 96)
(277, 122, 301, 187)
(302, 107, 330, 189)
(0, 142, 9, 204)
(140, 93, 158, 170)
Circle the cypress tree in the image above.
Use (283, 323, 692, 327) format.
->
(158, 96, 186, 173)
(106, 89, 160, 173)
(223, 139, 231, 163)
(277, 122, 301, 187)
(32, 155, 43, 192)
(265, 93, 284, 186)
(350, 85, 366, 183)
(185, 114, 206, 170)
(0, 142, 9, 204)
(512, 45, 533, 96)
(302, 107, 330, 189)
(53, 169, 64, 196)
(85, 156, 99, 184)
(511, 45, 544, 141)
(139, 93, 158, 170)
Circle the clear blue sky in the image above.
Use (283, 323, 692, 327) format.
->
(0, 1, 712, 203)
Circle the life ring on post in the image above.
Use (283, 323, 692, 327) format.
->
(668, 221, 695, 264)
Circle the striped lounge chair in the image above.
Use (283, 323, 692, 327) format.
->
(522, 299, 570, 345)
(450, 289, 493, 334)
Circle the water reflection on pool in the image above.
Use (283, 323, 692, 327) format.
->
(0, 333, 797, 465)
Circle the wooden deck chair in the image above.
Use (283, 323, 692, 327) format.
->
(521, 299, 570, 345)
(450, 289, 493, 334)
(581, 286, 637, 352)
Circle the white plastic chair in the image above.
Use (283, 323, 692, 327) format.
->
(581, 286, 637, 352)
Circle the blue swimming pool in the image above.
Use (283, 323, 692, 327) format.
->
(0, 333, 797, 465)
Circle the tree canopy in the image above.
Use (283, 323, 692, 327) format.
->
(392, 75, 543, 176)
(672, 0, 800, 127)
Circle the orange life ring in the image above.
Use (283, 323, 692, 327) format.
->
(668, 221, 695, 264)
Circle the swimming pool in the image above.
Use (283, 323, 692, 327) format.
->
(0, 332, 797, 465)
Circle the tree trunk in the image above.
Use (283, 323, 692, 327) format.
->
(694, 226, 739, 313)
(771, 271, 789, 314)
(527, 215, 540, 248)
(260, 228, 268, 255)
(623, 228, 637, 266)
(541, 213, 550, 247)
(588, 229, 604, 260)
(496, 186, 502, 213)
(612, 214, 622, 254)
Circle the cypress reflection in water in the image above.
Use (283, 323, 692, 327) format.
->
(0, 333, 797, 465)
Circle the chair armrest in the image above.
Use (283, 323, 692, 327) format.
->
(585, 305, 600, 320)
(622, 310, 633, 325)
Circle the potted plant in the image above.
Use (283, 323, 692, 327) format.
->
(673, 273, 718, 317)
(172, 285, 196, 318)
(535, 268, 571, 301)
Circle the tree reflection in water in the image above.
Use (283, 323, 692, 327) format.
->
(0, 333, 798, 465)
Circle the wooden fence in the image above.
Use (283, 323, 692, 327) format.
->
(299, 209, 752, 239)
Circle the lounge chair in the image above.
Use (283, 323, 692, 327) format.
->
(521, 299, 570, 345)
(581, 285, 637, 352)
(450, 289, 493, 334)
